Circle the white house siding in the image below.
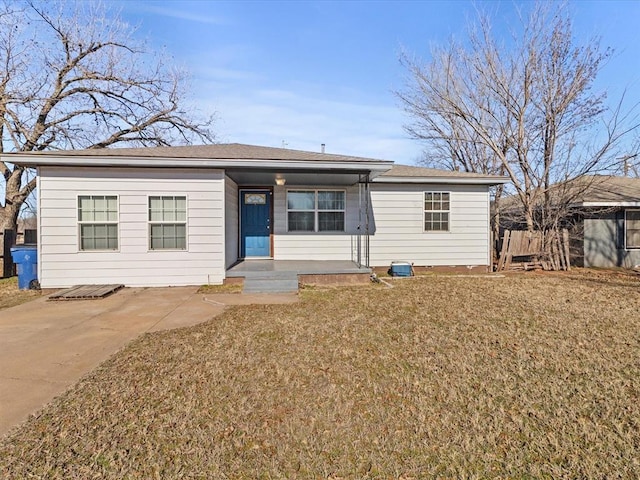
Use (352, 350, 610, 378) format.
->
(368, 183, 491, 267)
(272, 184, 360, 261)
(38, 167, 226, 288)
(224, 176, 239, 268)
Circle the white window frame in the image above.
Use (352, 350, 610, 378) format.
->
(148, 195, 188, 251)
(286, 189, 346, 233)
(625, 209, 640, 249)
(77, 194, 119, 251)
(424, 191, 450, 232)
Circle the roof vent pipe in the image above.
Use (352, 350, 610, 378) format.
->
(321, 143, 325, 153)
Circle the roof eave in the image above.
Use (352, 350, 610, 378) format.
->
(4, 154, 393, 173)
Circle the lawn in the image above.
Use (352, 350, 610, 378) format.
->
(0, 277, 41, 310)
(1, 271, 639, 478)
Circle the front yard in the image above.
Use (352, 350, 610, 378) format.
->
(1, 271, 639, 478)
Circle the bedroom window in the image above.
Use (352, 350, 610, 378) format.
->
(424, 192, 450, 232)
(78, 195, 118, 250)
(287, 190, 345, 232)
(625, 209, 640, 249)
(149, 196, 187, 250)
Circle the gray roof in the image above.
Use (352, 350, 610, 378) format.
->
(12, 143, 393, 164)
(3, 143, 508, 185)
(569, 175, 640, 205)
(375, 164, 509, 184)
(382, 164, 505, 179)
(500, 175, 640, 211)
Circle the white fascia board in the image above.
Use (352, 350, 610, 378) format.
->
(372, 176, 510, 185)
(4, 154, 393, 173)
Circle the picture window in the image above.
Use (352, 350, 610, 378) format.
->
(287, 190, 345, 232)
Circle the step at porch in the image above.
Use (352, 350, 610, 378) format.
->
(227, 260, 373, 294)
(242, 274, 299, 293)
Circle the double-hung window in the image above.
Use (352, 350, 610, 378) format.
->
(149, 196, 187, 250)
(287, 190, 345, 232)
(424, 192, 450, 232)
(78, 195, 118, 250)
(625, 209, 640, 249)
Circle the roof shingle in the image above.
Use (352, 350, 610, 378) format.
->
(380, 164, 507, 181)
(19, 143, 394, 163)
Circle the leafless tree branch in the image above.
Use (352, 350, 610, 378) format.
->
(0, 0, 215, 231)
(397, 1, 638, 236)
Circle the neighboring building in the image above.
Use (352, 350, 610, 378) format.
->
(500, 175, 640, 269)
(4, 144, 507, 288)
(570, 176, 640, 268)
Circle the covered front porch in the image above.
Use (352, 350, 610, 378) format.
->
(226, 259, 372, 293)
(224, 161, 384, 271)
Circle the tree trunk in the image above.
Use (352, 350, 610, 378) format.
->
(1, 167, 30, 233)
(0, 202, 21, 235)
(525, 206, 535, 233)
(492, 212, 500, 266)
(492, 184, 504, 266)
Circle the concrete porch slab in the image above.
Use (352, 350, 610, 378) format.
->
(226, 259, 371, 279)
(226, 260, 371, 293)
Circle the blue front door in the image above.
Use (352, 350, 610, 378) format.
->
(240, 190, 271, 257)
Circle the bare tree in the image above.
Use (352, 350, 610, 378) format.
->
(0, 1, 214, 232)
(397, 2, 638, 234)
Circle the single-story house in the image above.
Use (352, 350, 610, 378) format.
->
(5, 143, 507, 288)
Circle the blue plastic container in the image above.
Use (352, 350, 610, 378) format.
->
(10, 245, 38, 290)
(389, 261, 412, 277)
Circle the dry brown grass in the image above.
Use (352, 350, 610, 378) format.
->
(0, 277, 41, 310)
(198, 282, 243, 294)
(1, 270, 639, 478)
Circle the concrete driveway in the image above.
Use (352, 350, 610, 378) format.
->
(0, 287, 297, 437)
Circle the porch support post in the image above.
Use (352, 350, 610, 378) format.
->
(357, 173, 371, 268)
(357, 178, 362, 267)
(364, 173, 371, 267)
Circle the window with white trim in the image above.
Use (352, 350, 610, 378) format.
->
(78, 195, 118, 250)
(287, 190, 345, 232)
(424, 192, 450, 232)
(149, 196, 187, 250)
(625, 209, 640, 249)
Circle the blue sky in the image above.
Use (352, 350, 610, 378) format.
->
(116, 0, 640, 164)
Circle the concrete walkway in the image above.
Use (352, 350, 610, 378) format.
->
(0, 287, 297, 437)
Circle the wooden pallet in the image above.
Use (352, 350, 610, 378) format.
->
(49, 284, 125, 301)
(497, 229, 571, 272)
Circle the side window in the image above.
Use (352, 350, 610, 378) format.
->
(149, 196, 187, 250)
(78, 195, 118, 250)
(424, 192, 450, 232)
(625, 209, 640, 249)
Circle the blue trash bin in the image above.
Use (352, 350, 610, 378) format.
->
(10, 245, 38, 290)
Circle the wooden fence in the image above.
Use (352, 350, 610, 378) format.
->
(0, 229, 37, 278)
(497, 229, 571, 272)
